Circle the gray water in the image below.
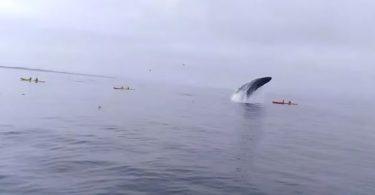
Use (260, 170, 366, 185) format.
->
(0, 69, 374, 194)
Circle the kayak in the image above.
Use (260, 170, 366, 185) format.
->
(20, 78, 45, 83)
(272, 101, 298, 105)
(113, 86, 134, 90)
(20, 78, 32, 81)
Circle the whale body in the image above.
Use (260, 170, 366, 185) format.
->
(236, 77, 272, 98)
(234, 77, 272, 99)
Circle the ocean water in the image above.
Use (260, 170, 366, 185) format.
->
(0, 69, 374, 194)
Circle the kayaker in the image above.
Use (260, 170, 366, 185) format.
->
(35, 78, 39, 83)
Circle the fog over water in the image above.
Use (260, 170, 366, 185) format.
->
(1, 0, 374, 98)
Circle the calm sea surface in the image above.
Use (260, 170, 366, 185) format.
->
(0, 69, 374, 194)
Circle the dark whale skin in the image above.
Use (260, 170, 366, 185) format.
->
(236, 77, 272, 98)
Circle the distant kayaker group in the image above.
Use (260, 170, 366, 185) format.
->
(21, 76, 137, 92)
(20, 77, 45, 83)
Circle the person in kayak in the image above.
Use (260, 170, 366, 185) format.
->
(113, 86, 124, 90)
(21, 77, 32, 81)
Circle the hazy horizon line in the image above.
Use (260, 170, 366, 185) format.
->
(0, 65, 114, 79)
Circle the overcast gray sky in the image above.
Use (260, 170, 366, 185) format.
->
(0, 0, 374, 96)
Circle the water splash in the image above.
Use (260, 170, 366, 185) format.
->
(231, 89, 265, 104)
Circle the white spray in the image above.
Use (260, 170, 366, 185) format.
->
(231, 88, 265, 104)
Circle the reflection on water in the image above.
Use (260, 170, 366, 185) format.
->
(239, 103, 263, 118)
(232, 103, 264, 190)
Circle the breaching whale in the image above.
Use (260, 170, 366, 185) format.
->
(232, 77, 272, 102)
(236, 77, 272, 98)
